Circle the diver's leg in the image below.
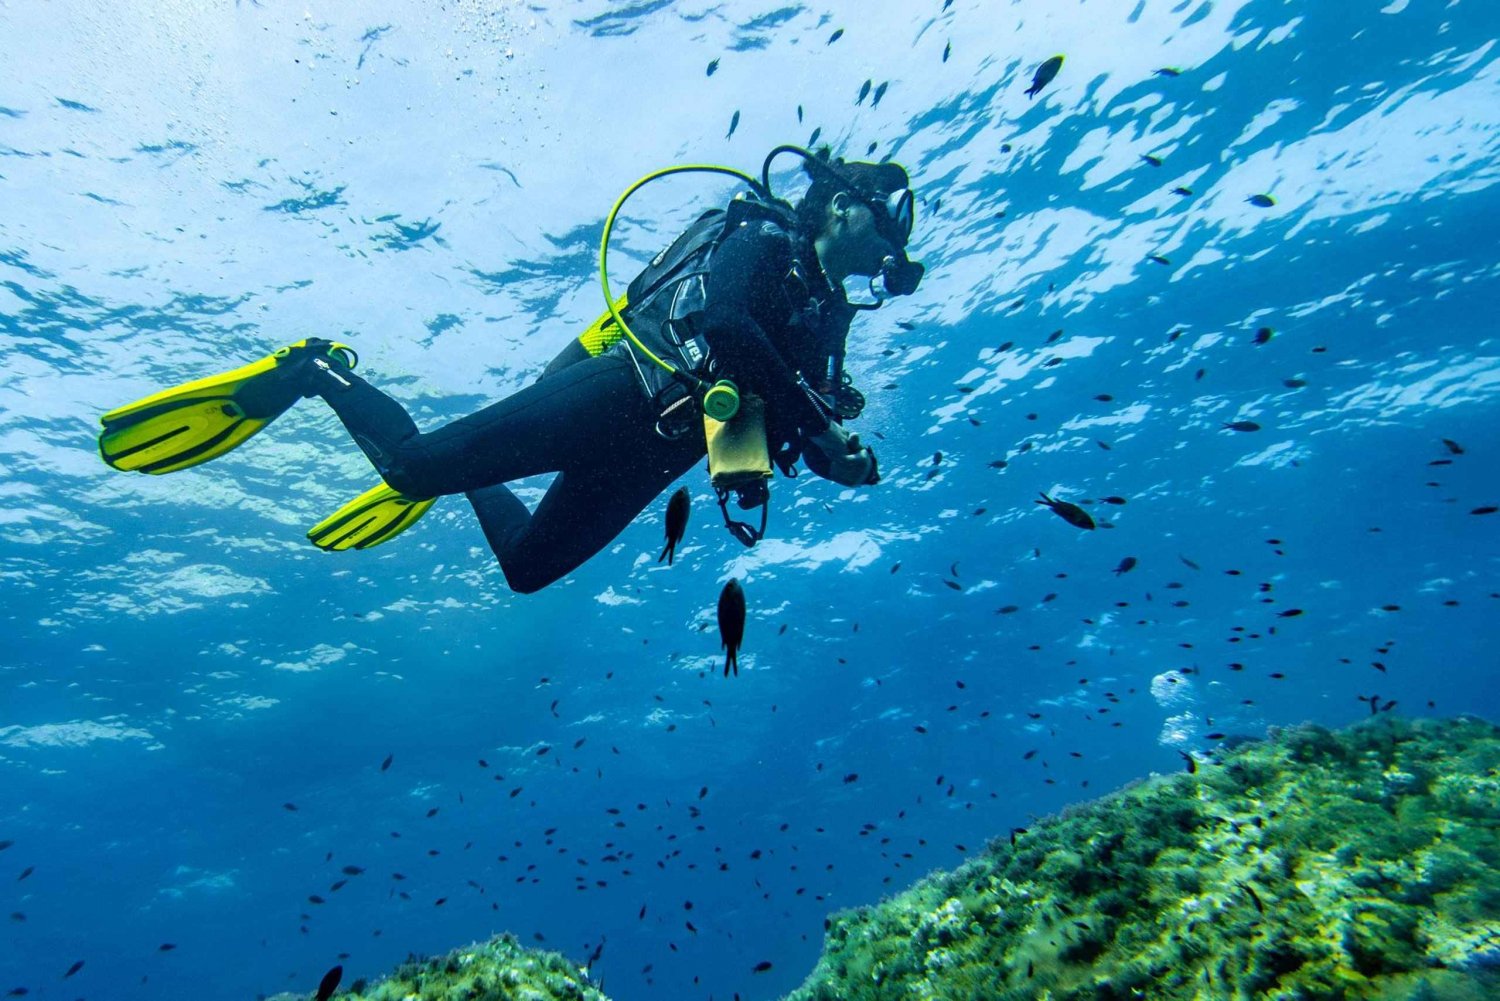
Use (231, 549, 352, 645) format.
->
(309, 350, 647, 498)
(468, 430, 704, 594)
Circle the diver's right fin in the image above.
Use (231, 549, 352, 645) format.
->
(98, 338, 357, 475)
(308, 482, 436, 551)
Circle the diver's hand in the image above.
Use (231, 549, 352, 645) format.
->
(807, 424, 880, 487)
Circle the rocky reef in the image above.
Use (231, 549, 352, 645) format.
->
(785, 715, 1500, 1001)
(266, 933, 608, 1001)
(270, 717, 1497, 1000)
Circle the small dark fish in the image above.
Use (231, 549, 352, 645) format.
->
(856, 79, 871, 104)
(1155, 67, 1182, 77)
(283, 802, 298, 812)
(1093, 393, 1113, 402)
(1248, 193, 1276, 208)
(1148, 254, 1171, 265)
(725, 110, 740, 139)
(341, 865, 364, 876)
(1222, 420, 1261, 432)
(718, 579, 746, 677)
(0, 841, 10, 851)
(827, 28, 844, 45)
(315, 964, 342, 1001)
(1178, 750, 1197, 774)
(1441, 438, 1464, 454)
(1140, 154, 1163, 167)
(753, 960, 774, 972)
(16, 867, 33, 881)
(1113, 556, 1138, 576)
(63, 960, 84, 979)
(943, 41, 951, 63)
(1046, 328, 1063, 344)
(158, 943, 177, 952)
(1239, 881, 1265, 914)
(1102, 496, 1127, 505)
(842, 773, 858, 784)
(659, 487, 690, 565)
(1278, 608, 1304, 618)
(380, 753, 393, 772)
(1172, 186, 1194, 196)
(1253, 327, 1274, 345)
(796, 104, 803, 123)
(1026, 55, 1064, 98)
(1283, 378, 1308, 388)
(871, 82, 888, 108)
(808, 126, 822, 146)
(1036, 492, 1095, 530)
(1473, 505, 1498, 515)
(706, 58, 719, 77)
(1180, 555, 1201, 570)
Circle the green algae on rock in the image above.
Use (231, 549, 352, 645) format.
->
(785, 716, 1500, 1001)
(268, 933, 609, 1001)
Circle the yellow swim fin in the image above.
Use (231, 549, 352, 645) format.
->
(99, 338, 357, 474)
(308, 482, 436, 551)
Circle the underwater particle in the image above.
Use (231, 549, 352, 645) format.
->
(856, 79, 871, 104)
(718, 578, 746, 677)
(1148, 254, 1171, 265)
(725, 110, 740, 139)
(380, 753, 393, 772)
(659, 487, 689, 565)
(1248, 193, 1276, 207)
(943, 41, 951, 62)
(871, 81, 888, 108)
(1026, 54, 1064, 98)
(1036, 492, 1096, 530)
(314, 965, 342, 1001)
(827, 28, 843, 45)
(1441, 437, 1464, 454)
(1140, 154, 1163, 167)
(706, 58, 718, 76)
(1113, 556, 1138, 576)
(1253, 326, 1274, 345)
(1172, 186, 1194, 196)
(1222, 420, 1261, 432)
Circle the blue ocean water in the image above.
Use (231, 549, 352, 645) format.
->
(2, 1, 1498, 999)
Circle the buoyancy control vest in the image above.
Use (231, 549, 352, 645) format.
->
(575, 192, 853, 435)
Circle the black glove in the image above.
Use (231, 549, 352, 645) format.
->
(805, 424, 879, 487)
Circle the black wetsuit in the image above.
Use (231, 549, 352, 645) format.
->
(314, 218, 855, 593)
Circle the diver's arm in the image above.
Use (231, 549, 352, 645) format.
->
(699, 224, 836, 434)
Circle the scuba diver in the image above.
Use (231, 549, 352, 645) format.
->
(97, 146, 925, 594)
